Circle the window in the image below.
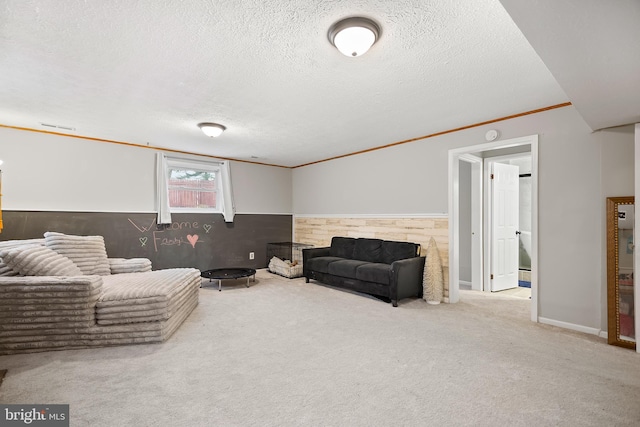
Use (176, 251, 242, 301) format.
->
(157, 154, 235, 223)
(168, 167, 219, 211)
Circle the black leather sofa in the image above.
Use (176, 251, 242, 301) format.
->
(303, 237, 425, 307)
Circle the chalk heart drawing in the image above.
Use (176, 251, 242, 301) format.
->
(187, 234, 199, 248)
(203, 224, 212, 233)
(139, 237, 148, 247)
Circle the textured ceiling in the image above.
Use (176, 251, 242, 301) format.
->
(0, 0, 572, 167)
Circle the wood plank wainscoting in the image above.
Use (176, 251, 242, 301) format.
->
(294, 216, 450, 300)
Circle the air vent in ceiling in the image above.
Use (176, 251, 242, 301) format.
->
(40, 123, 76, 131)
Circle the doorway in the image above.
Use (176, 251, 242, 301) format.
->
(485, 154, 532, 297)
(448, 135, 538, 322)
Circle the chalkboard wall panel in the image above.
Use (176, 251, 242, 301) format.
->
(0, 211, 292, 271)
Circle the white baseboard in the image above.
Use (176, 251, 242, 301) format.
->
(538, 317, 601, 336)
(599, 330, 608, 339)
(459, 280, 472, 287)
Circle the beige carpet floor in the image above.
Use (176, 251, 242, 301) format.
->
(1, 269, 639, 426)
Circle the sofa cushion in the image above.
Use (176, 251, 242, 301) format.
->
(0, 245, 83, 277)
(0, 239, 46, 277)
(44, 232, 111, 276)
(328, 259, 370, 279)
(329, 237, 356, 258)
(306, 256, 343, 274)
(352, 238, 383, 263)
(96, 268, 201, 325)
(381, 241, 419, 264)
(108, 258, 152, 274)
(356, 263, 391, 285)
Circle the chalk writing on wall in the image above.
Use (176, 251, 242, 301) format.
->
(127, 218, 213, 252)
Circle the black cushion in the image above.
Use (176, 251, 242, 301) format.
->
(306, 257, 343, 274)
(328, 259, 369, 279)
(356, 263, 391, 285)
(329, 237, 356, 258)
(381, 241, 419, 264)
(352, 238, 383, 263)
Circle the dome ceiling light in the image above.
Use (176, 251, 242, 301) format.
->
(198, 123, 226, 138)
(328, 17, 381, 57)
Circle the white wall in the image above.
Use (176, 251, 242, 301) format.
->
(599, 125, 635, 333)
(0, 127, 293, 214)
(293, 106, 635, 333)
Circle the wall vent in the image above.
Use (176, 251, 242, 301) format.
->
(40, 123, 76, 131)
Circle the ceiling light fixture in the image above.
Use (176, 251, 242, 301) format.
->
(198, 123, 226, 138)
(328, 17, 380, 57)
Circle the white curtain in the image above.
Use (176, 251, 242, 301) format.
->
(156, 152, 172, 225)
(157, 154, 235, 224)
(220, 161, 236, 223)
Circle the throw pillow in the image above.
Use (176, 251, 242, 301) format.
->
(329, 237, 357, 258)
(0, 244, 83, 276)
(44, 232, 111, 276)
(0, 239, 46, 276)
(381, 241, 419, 264)
(352, 238, 383, 263)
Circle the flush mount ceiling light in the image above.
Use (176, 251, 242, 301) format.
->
(198, 123, 226, 138)
(328, 17, 380, 57)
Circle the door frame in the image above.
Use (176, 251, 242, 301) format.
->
(448, 134, 539, 322)
(458, 154, 483, 291)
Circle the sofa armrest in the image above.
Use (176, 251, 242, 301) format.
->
(390, 256, 426, 306)
(0, 275, 103, 295)
(303, 247, 330, 259)
(302, 247, 330, 276)
(108, 258, 152, 274)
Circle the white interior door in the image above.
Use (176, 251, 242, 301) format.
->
(491, 162, 519, 292)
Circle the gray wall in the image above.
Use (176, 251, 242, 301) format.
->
(293, 106, 635, 333)
(0, 126, 294, 270)
(598, 125, 635, 333)
(459, 161, 472, 283)
(1, 109, 634, 333)
(0, 126, 293, 214)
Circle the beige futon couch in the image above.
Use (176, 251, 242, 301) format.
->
(0, 232, 201, 355)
